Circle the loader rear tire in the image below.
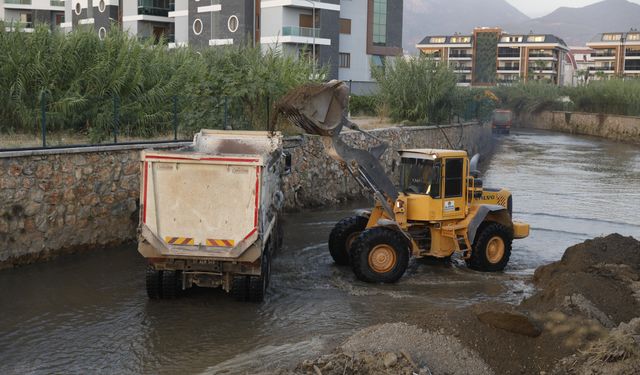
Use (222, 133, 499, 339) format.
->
(467, 222, 512, 272)
(232, 276, 250, 302)
(351, 227, 409, 283)
(146, 266, 162, 299)
(328, 216, 369, 265)
(161, 270, 181, 299)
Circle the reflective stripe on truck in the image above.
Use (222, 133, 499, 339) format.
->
(164, 237, 195, 245)
(206, 239, 235, 247)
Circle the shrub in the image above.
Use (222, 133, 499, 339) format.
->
(372, 56, 458, 124)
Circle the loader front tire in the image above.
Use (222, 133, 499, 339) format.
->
(351, 227, 409, 283)
(467, 222, 512, 272)
(146, 266, 162, 299)
(328, 216, 369, 265)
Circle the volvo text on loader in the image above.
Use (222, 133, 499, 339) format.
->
(277, 81, 529, 283)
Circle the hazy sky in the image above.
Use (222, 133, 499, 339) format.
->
(507, 0, 640, 17)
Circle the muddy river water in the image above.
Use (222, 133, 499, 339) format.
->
(0, 130, 639, 374)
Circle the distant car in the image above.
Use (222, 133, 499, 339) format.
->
(491, 110, 513, 134)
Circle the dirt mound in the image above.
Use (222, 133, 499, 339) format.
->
(521, 234, 640, 327)
(276, 323, 492, 375)
(552, 317, 640, 375)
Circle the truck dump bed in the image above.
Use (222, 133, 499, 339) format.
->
(139, 130, 282, 261)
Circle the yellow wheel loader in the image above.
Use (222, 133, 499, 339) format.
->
(277, 81, 529, 283)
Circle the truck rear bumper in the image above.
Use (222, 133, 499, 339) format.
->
(138, 224, 262, 263)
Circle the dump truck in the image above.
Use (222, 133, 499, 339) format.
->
(137, 130, 285, 301)
(277, 81, 529, 283)
(491, 109, 513, 134)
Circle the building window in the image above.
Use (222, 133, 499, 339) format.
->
(602, 33, 622, 41)
(74, 2, 82, 15)
(372, 0, 387, 46)
(371, 54, 385, 68)
(98, 27, 107, 40)
(627, 33, 640, 41)
(450, 36, 470, 43)
(227, 15, 238, 33)
(501, 36, 523, 43)
(340, 18, 351, 35)
(526, 35, 545, 42)
(98, 0, 106, 13)
(20, 12, 33, 28)
(429, 37, 446, 44)
(339, 53, 351, 68)
(193, 19, 203, 35)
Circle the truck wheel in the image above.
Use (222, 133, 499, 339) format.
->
(350, 227, 409, 283)
(467, 222, 513, 272)
(328, 216, 369, 265)
(161, 270, 181, 299)
(249, 250, 271, 303)
(231, 276, 250, 302)
(146, 266, 162, 299)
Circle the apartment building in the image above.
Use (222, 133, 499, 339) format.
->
(586, 30, 640, 79)
(416, 28, 569, 86)
(169, 0, 403, 91)
(63, 0, 174, 41)
(1, 0, 66, 31)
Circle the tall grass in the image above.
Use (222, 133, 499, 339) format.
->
(372, 56, 458, 124)
(0, 23, 318, 142)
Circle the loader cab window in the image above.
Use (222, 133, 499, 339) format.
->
(444, 158, 464, 197)
(399, 158, 440, 198)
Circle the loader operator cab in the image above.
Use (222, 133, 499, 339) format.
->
(399, 158, 440, 197)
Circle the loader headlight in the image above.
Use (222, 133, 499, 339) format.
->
(395, 200, 404, 209)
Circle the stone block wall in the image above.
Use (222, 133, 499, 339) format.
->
(0, 123, 492, 267)
(517, 111, 640, 144)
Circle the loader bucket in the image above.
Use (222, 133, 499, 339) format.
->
(276, 80, 349, 137)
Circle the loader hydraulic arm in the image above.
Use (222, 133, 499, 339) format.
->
(277, 81, 398, 212)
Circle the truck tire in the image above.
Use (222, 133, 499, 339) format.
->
(249, 250, 271, 303)
(350, 227, 409, 283)
(328, 216, 368, 265)
(467, 222, 512, 272)
(146, 266, 162, 299)
(161, 270, 181, 299)
(231, 276, 250, 302)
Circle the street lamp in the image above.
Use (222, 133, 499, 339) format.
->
(304, 0, 316, 77)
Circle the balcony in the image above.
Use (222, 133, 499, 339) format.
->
(4, 0, 32, 4)
(138, 0, 173, 17)
(498, 53, 520, 58)
(625, 50, 640, 57)
(589, 66, 614, 72)
(282, 26, 320, 38)
(497, 66, 520, 71)
(449, 53, 472, 58)
(528, 53, 555, 59)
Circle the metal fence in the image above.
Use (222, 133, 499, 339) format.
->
(0, 94, 274, 151)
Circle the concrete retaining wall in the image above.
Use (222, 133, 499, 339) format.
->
(517, 111, 640, 144)
(0, 123, 492, 268)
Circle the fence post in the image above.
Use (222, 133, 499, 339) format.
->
(223, 96, 229, 130)
(113, 95, 120, 143)
(173, 95, 178, 140)
(40, 91, 47, 148)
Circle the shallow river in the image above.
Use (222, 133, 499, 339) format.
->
(0, 130, 639, 374)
